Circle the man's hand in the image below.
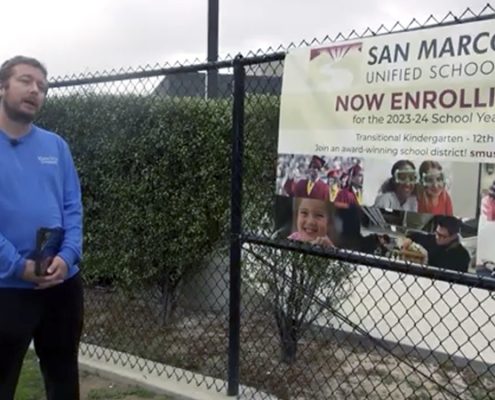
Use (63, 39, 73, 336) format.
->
(38, 256, 68, 289)
(401, 238, 413, 250)
(21, 256, 68, 289)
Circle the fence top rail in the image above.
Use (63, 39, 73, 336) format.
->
(48, 52, 287, 89)
(242, 234, 495, 292)
(48, 59, 236, 89)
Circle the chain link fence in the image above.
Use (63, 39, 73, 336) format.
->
(36, 4, 495, 399)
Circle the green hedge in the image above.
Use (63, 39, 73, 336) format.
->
(37, 94, 279, 287)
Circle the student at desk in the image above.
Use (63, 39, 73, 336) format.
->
(402, 216, 470, 272)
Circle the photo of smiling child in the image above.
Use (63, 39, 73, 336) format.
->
(373, 160, 418, 212)
(417, 161, 453, 216)
(288, 197, 335, 248)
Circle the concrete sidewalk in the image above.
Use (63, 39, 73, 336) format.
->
(78, 343, 277, 400)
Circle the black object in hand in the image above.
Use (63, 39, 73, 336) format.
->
(34, 228, 64, 276)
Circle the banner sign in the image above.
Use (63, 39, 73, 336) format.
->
(279, 20, 495, 160)
(276, 19, 495, 277)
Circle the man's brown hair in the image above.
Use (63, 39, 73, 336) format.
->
(0, 56, 47, 89)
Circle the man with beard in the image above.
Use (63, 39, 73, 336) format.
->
(293, 155, 329, 201)
(0, 56, 83, 399)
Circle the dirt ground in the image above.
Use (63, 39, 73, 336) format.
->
(83, 287, 495, 400)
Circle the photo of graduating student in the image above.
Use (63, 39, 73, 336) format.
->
(276, 154, 329, 200)
(333, 163, 363, 209)
(292, 155, 329, 200)
(276, 154, 365, 206)
(373, 160, 418, 212)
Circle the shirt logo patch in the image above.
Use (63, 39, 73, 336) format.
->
(38, 156, 58, 165)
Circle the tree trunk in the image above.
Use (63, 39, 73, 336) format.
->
(159, 272, 179, 326)
(279, 319, 299, 364)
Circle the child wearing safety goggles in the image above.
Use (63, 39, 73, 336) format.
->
(374, 160, 418, 212)
(417, 161, 453, 216)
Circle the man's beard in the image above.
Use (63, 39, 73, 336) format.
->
(2, 98, 36, 124)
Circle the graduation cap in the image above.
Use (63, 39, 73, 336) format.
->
(308, 155, 325, 170)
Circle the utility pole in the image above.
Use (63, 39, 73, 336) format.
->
(207, 0, 219, 98)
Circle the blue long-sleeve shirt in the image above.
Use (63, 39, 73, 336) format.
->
(0, 125, 82, 288)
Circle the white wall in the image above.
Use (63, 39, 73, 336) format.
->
(477, 220, 495, 265)
(319, 267, 495, 365)
(449, 162, 478, 218)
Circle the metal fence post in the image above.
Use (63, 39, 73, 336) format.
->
(207, 0, 219, 98)
(228, 54, 245, 397)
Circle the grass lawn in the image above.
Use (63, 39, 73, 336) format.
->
(15, 350, 174, 400)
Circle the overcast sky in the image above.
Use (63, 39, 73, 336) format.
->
(1, 0, 492, 79)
